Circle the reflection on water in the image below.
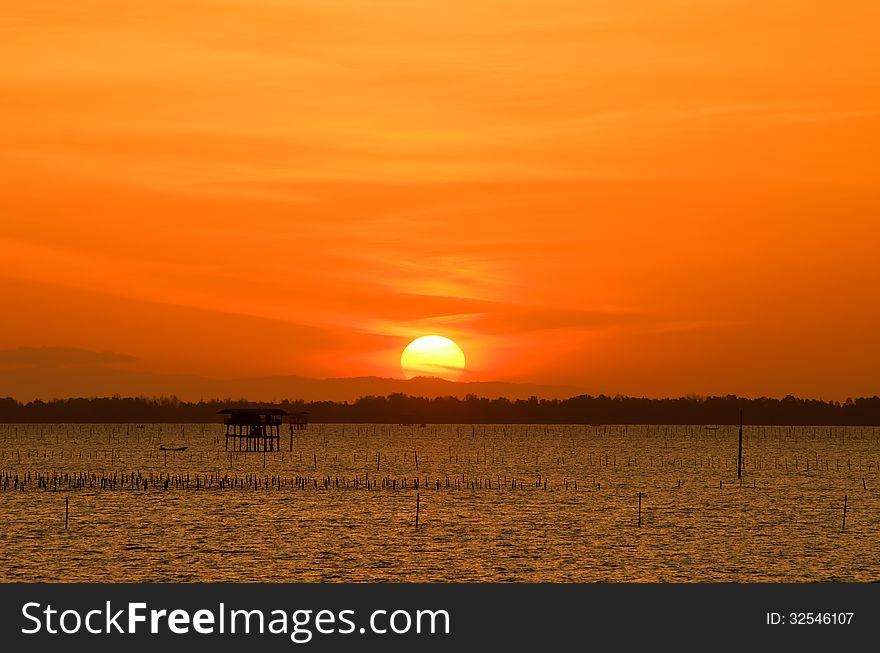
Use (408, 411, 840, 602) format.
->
(1, 423, 878, 582)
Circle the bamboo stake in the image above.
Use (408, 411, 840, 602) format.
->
(737, 409, 743, 479)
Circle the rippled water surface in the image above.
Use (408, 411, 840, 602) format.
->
(1, 423, 879, 582)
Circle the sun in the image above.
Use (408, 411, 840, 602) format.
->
(400, 335, 466, 381)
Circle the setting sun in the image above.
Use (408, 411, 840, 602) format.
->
(400, 336, 466, 381)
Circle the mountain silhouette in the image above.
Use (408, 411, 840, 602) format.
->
(0, 348, 579, 402)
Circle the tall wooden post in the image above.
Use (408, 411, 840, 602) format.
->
(737, 409, 743, 479)
(638, 492, 642, 527)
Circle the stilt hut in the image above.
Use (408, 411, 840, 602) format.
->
(290, 411, 309, 430)
(219, 408, 288, 452)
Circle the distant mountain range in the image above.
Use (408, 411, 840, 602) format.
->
(0, 361, 580, 403)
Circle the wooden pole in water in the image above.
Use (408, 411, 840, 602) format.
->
(416, 493, 420, 529)
(638, 492, 642, 527)
(737, 409, 743, 479)
(843, 495, 847, 530)
(65, 496, 69, 529)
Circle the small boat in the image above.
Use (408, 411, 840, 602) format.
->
(704, 426, 720, 431)
(158, 445, 188, 452)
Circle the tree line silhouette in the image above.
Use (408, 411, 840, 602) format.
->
(1, 393, 880, 425)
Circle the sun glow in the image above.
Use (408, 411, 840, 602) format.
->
(400, 335, 466, 381)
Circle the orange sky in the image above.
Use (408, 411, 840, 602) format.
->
(1, 1, 879, 399)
